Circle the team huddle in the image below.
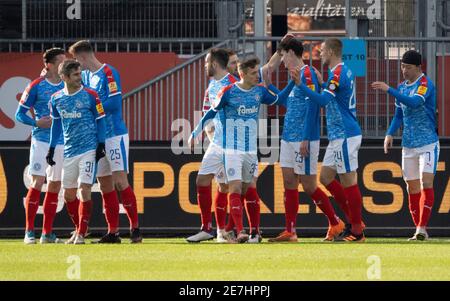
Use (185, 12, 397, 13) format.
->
(186, 35, 439, 243)
(16, 36, 439, 244)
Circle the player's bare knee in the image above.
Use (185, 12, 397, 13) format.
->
(113, 171, 129, 191)
(47, 181, 61, 193)
(421, 173, 434, 189)
(302, 184, 317, 196)
(97, 175, 114, 193)
(218, 183, 228, 193)
(319, 173, 334, 187)
(30, 176, 45, 190)
(196, 174, 212, 187)
(283, 178, 297, 190)
(64, 189, 77, 202)
(406, 179, 421, 194)
(79, 184, 92, 201)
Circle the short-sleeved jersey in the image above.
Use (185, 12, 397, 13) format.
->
(396, 73, 438, 148)
(50, 87, 106, 158)
(283, 65, 321, 142)
(82, 64, 127, 139)
(322, 63, 361, 140)
(211, 83, 279, 153)
(19, 77, 64, 144)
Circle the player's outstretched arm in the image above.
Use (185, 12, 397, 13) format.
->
(297, 82, 333, 106)
(371, 81, 423, 108)
(260, 33, 295, 81)
(262, 80, 295, 106)
(191, 108, 217, 139)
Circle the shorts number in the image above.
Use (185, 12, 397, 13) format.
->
(334, 150, 343, 163)
(110, 148, 121, 160)
(85, 161, 94, 173)
(249, 163, 257, 175)
(295, 151, 304, 163)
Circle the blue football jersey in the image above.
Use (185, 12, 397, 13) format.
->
(396, 74, 438, 148)
(323, 63, 361, 140)
(19, 77, 64, 144)
(50, 87, 106, 158)
(82, 64, 127, 138)
(211, 83, 280, 152)
(205, 73, 238, 138)
(283, 65, 321, 142)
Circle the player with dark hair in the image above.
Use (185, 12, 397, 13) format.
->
(269, 38, 345, 243)
(15, 47, 66, 244)
(372, 50, 439, 241)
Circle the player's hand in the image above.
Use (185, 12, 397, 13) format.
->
(262, 65, 272, 87)
(289, 68, 300, 85)
(95, 142, 106, 162)
(46, 147, 56, 166)
(277, 33, 295, 54)
(300, 140, 310, 157)
(36, 116, 52, 128)
(384, 135, 393, 154)
(311, 66, 324, 85)
(371, 81, 389, 92)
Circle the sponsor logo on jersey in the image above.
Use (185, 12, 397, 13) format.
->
(237, 105, 258, 115)
(60, 110, 82, 119)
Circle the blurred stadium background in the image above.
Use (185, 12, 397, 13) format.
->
(0, 0, 449, 238)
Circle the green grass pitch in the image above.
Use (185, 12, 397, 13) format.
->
(1, 238, 449, 281)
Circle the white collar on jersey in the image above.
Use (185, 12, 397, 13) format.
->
(215, 72, 231, 82)
(63, 86, 83, 96)
(405, 73, 425, 86)
(92, 63, 106, 74)
(44, 78, 62, 86)
(234, 82, 256, 92)
(330, 62, 344, 72)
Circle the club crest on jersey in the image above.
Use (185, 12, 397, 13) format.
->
(227, 168, 235, 176)
(307, 84, 315, 91)
(75, 100, 83, 108)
